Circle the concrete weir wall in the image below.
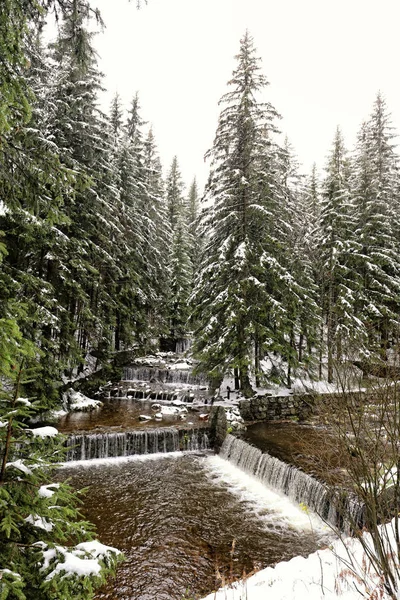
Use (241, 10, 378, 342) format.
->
(239, 393, 314, 422)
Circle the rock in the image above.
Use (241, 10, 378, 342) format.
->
(139, 415, 152, 421)
(172, 399, 184, 406)
(151, 403, 162, 411)
(230, 421, 246, 431)
(199, 413, 209, 421)
(155, 413, 163, 420)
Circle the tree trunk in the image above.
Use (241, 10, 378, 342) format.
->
(298, 332, 304, 363)
(255, 335, 260, 387)
(234, 368, 240, 390)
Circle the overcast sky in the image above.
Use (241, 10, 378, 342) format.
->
(91, 0, 400, 192)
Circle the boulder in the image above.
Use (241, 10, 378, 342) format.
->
(139, 415, 152, 422)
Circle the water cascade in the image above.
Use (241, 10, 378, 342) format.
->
(65, 427, 209, 461)
(220, 434, 364, 532)
(123, 366, 208, 386)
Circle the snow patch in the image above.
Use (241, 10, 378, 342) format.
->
(200, 517, 400, 600)
(16, 397, 32, 406)
(38, 483, 60, 499)
(6, 460, 33, 475)
(169, 361, 191, 370)
(43, 539, 121, 581)
(29, 426, 59, 438)
(25, 515, 54, 532)
(63, 389, 102, 412)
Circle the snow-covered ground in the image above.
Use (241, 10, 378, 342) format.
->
(62, 389, 102, 412)
(201, 516, 400, 600)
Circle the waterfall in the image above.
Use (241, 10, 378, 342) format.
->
(65, 427, 209, 461)
(220, 435, 364, 532)
(123, 367, 208, 386)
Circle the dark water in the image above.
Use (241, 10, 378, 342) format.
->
(243, 422, 350, 486)
(58, 398, 210, 434)
(59, 453, 327, 600)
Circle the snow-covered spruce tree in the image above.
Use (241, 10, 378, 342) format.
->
(350, 94, 400, 361)
(302, 164, 325, 377)
(143, 127, 171, 338)
(191, 31, 305, 393)
(0, 354, 122, 599)
(165, 156, 192, 346)
(47, 0, 126, 369)
(187, 177, 202, 272)
(0, 235, 121, 598)
(0, 10, 84, 407)
(168, 218, 193, 343)
(166, 156, 186, 231)
(108, 92, 149, 350)
(278, 139, 320, 385)
(125, 95, 171, 346)
(317, 127, 360, 382)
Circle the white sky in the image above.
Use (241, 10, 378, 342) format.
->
(91, 0, 400, 192)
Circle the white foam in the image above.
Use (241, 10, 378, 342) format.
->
(58, 451, 188, 469)
(204, 455, 330, 535)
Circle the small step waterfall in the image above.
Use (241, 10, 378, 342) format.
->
(65, 427, 209, 461)
(220, 435, 364, 532)
(123, 367, 208, 386)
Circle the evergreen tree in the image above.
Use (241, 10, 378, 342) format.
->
(186, 177, 202, 272)
(0, 9, 81, 406)
(318, 127, 359, 381)
(142, 128, 171, 338)
(0, 357, 122, 599)
(191, 31, 300, 393)
(350, 95, 400, 359)
(165, 156, 192, 346)
(302, 164, 326, 377)
(166, 156, 186, 231)
(46, 0, 123, 368)
(109, 91, 124, 141)
(169, 219, 193, 341)
(278, 139, 320, 384)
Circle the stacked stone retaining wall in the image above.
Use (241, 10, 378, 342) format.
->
(239, 393, 314, 422)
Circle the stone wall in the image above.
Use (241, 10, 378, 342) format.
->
(208, 405, 228, 453)
(239, 393, 314, 422)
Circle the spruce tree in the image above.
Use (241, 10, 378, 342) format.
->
(318, 127, 359, 381)
(187, 177, 202, 272)
(166, 156, 186, 231)
(191, 31, 299, 393)
(0, 356, 122, 600)
(278, 139, 320, 384)
(46, 0, 123, 368)
(143, 127, 171, 338)
(350, 94, 400, 359)
(165, 156, 192, 346)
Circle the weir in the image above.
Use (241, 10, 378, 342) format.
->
(123, 366, 208, 386)
(220, 434, 364, 532)
(65, 427, 210, 461)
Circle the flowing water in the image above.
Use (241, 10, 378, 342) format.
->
(58, 398, 210, 434)
(64, 427, 209, 461)
(221, 434, 365, 532)
(59, 453, 329, 600)
(123, 366, 208, 386)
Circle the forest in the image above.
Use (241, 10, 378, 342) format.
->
(2, 0, 400, 598)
